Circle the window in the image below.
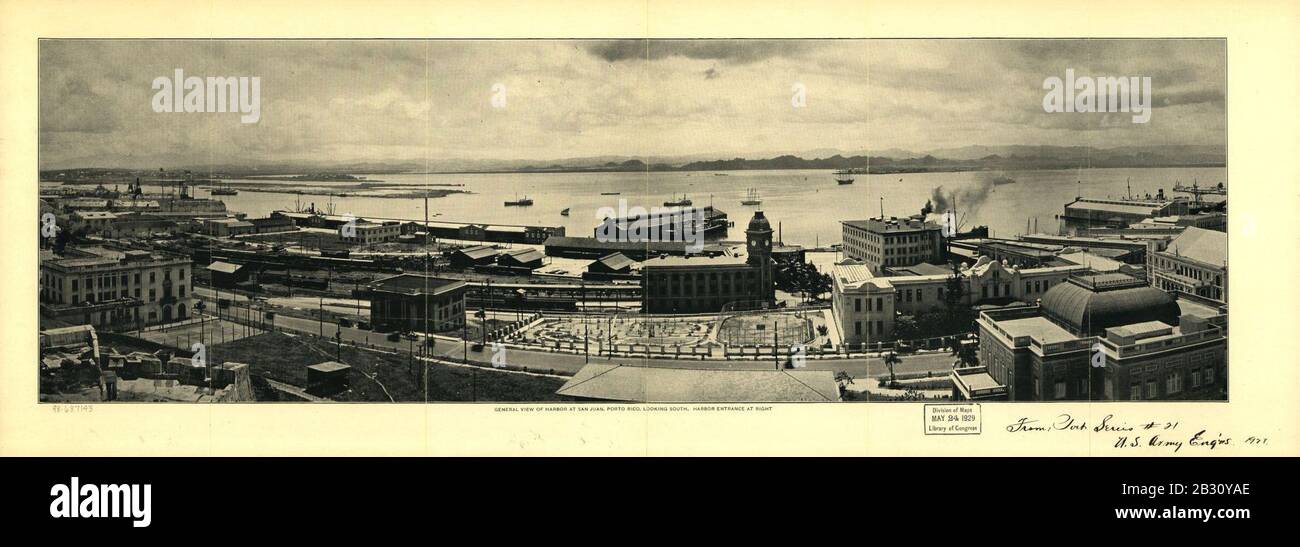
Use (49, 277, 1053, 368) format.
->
(180, 269, 185, 280)
(1191, 370, 1202, 387)
(1166, 372, 1182, 394)
(876, 297, 882, 310)
(1054, 380, 1067, 399)
(1204, 367, 1215, 384)
(1105, 378, 1114, 399)
(855, 298, 861, 313)
(1035, 280, 1041, 292)
(855, 322, 862, 336)
(71, 279, 78, 290)
(1026, 282, 1032, 294)
(149, 272, 155, 283)
(1130, 383, 1143, 400)
(1146, 380, 1158, 399)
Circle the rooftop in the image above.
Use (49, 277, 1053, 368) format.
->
(207, 261, 242, 274)
(556, 364, 840, 402)
(307, 361, 351, 373)
(1162, 226, 1226, 267)
(997, 316, 1077, 344)
(454, 245, 500, 260)
(842, 216, 941, 234)
(1055, 250, 1124, 272)
(642, 254, 749, 268)
(1039, 274, 1181, 335)
(366, 274, 466, 296)
(1106, 320, 1174, 340)
(592, 252, 635, 272)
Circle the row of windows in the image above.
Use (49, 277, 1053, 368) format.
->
(65, 268, 186, 292)
(853, 320, 884, 337)
(1129, 366, 1217, 400)
(852, 296, 885, 313)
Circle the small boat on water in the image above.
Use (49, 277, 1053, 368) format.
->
(505, 195, 534, 206)
(600, 191, 621, 196)
(664, 193, 692, 207)
(834, 169, 855, 184)
(992, 176, 1016, 185)
(560, 208, 570, 216)
(741, 188, 762, 206)
(210, 181, 238, 195)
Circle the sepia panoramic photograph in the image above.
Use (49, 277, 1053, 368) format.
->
(36, 38, 1227, 404)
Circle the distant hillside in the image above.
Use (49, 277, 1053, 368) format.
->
(41, 144, 1224, 179)
(500, 145, 1224, 174)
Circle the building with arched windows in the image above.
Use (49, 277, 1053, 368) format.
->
(40, 245, 195, 329)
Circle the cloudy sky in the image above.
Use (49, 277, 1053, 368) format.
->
(39, 39, 1225, 169)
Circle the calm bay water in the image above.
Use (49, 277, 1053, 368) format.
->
(206, 167, 1227, 247)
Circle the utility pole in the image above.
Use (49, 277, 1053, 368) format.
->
(773, 320, 779, 370)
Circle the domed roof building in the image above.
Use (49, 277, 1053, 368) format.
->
(966, 271, 1227, 402)
(1039, 273, 1182, 336)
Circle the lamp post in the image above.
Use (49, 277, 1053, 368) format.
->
(514, 288, 525, 323)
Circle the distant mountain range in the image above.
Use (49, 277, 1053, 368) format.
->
(40, 144, 1224, 180)
(448, 144, 1224, 174)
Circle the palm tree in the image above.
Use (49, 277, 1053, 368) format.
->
(883, 351, 901, 385)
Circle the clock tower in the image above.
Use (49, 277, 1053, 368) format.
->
(746, 211, 775, 303)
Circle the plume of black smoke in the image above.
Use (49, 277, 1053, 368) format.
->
(929, 172, 1004, 217)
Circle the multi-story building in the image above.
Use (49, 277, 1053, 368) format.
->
(831, 256, 1086, 346)
(641, 211, 774, 314)
(1150, 226, 1226, 304)
(361, 274, 468, 333)
(39, 246, 196, 329)
(341, 221, 401, 245)
(965, 273, 1226, 401)
(841, 216, 944, 274)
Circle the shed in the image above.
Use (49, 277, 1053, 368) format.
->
(306, 361, 351, 396)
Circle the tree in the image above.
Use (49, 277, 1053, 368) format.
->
(943, 262, 964, 313)
(957, 342, 980, 368)
(883, 351, 901, 385)
(834, 371, 854, 391)
(893, 315, 920, 341)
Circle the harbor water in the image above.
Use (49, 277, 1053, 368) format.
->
(204, 166, 1226, 247)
